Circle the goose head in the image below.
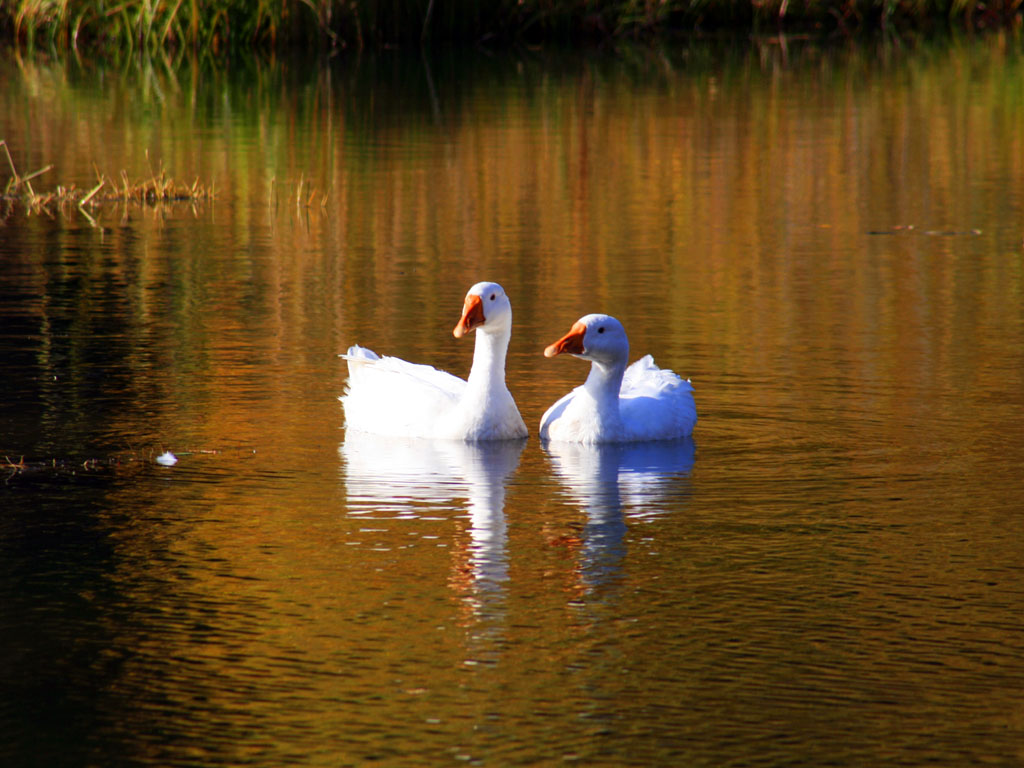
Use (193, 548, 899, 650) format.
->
(453, 281, 513, 338)
(544, 314, 629, 368)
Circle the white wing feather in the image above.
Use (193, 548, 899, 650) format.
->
(340, 345, 466, 438)
(620, 355, 697, 441)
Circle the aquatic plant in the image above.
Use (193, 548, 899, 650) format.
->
(1, 140, 215, 216)
(3, 0, 298, 53)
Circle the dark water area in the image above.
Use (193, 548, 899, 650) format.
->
(2, 36, 1024, 766)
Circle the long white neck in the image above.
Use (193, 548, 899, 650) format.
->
(580, 358, 627, 431)
(466, 324, 511, 395)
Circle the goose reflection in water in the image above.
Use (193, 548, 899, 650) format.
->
(543, 438, 696, 592)
(340, 432, 525, 600)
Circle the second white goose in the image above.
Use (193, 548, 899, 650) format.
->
(540, 314, 697, 443)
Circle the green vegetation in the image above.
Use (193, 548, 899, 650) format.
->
(1, 0, 1021, 53)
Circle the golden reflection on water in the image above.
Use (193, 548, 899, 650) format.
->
(4, 39, 1022, 419)
(2, 36, 1024, 766)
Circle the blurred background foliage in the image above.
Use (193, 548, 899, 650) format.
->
(1, 0, 1021, 54)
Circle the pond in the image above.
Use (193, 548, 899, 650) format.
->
(2, 35, 1023, 766)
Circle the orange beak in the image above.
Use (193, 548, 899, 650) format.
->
(544, 321, 587, 358)
(453, 293, 486, 338)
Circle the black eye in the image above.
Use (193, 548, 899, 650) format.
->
(490, 293, 496, 301)
(598, 327, 605, 334)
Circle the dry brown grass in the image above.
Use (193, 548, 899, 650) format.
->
(1, 140, 215, 216)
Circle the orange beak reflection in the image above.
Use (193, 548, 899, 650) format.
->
(453, 294, 486, 338)
(544, 321, 587, 358)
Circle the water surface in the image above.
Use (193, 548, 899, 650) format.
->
(2, 37, 1023, 766)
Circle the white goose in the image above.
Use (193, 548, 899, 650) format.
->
(540, 314, 697, 443)
(340, 281, 528, 441)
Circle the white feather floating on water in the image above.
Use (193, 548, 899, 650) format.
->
(156, 451, 178, 466)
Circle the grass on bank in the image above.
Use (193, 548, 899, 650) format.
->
(1, 140, 214, 217)
(2, 0, 1022, 53)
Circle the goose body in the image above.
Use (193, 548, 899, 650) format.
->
(341, 282, 528, 441)
(540, 314, 696, 444)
